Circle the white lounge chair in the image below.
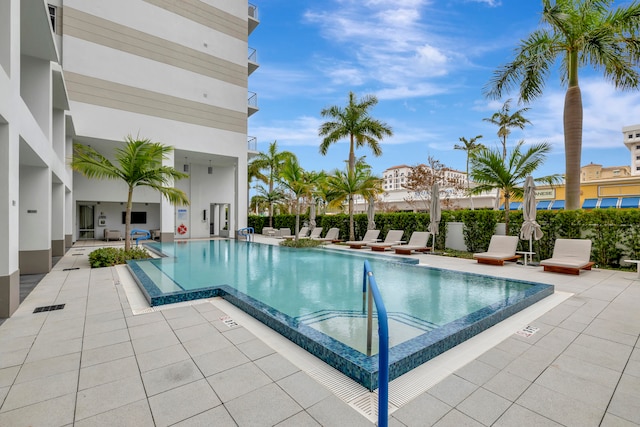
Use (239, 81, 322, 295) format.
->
(307, 228, 323, 239)
(284, 226, 308, 240)
(278, 228, 292, 239)
(540, 238, 594, 275)
(367, 230, 405, 251)
(473, 235, 520, 265)
(345, 230, 381, 249)
(313, 227, 340, 243)
(391, 231, 431, 255)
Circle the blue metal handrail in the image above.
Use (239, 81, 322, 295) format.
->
(237, 227, 254, 241)
(130, 229, 151, 246)
(362, 260, 389, 427)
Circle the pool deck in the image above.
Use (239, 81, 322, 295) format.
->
(0, 236, 639, 426)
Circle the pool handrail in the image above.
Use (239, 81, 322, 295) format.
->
(130, 229, 151, 246)
(362, 260, 389, 427)
(237, 227, 254, 241)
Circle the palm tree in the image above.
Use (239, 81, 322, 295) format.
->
(485, 0, 640, 210)
(469, 141, 561, 234)
(253, 185, 285, 218)
(319, 91, 393, 176)
(483, 99, 530, 159)
(454, 135, 484, 209)
(71, 137, 189, 250)
(325, 161, 382, 241)
(249, 141, 296, 226)
(279, 157, 311, 241)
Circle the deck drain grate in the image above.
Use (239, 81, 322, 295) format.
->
(63, 267, 80, 271)
(71, 254, 82, 256)
(33, 304, 65, 313)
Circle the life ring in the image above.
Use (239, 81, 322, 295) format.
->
(177, 224, 187, 235)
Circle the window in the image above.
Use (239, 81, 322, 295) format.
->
(636, 155, 640, 160)
(636, 133, 640, 137)
(630, 134, 634, 139)
(48, 5, 56, 32)
(636, 166, 640, 171)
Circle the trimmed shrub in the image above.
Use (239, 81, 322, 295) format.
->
(88, 246, 150, 268)
(279, 238, 324, 248)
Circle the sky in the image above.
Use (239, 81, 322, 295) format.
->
(248, 0, 640, 180)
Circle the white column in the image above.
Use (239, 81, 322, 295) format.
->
(51, 180, 65, 256)
(19, 165, 52, 274)
(160, 151, 175, 242)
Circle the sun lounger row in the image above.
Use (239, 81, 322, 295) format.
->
(473, 235, 594, 275)
(345, 230, 433, 254)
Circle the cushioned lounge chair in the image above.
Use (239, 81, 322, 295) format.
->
(473, 235, 520, 265)
(278, 228, 292, 239)
(284, 226, 308, 240)
(540, 238, 594, 275)
(307, 228, 323, 239)
(313, 227, 340, 243)
(345, 230, 380, 249)
(367, 230, 405, 251)
(391, 231, 432, 255)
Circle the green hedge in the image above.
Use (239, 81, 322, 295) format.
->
(249, 208, 640, 269)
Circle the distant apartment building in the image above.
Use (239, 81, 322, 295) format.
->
(623, 124, 640, 175)
(1, 0, 258, 317)
(355, 164, 495, 213)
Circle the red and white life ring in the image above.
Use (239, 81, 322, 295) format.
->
(177, 224, 188, 235)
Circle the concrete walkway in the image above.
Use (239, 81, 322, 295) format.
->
(0, 238, 639, 426)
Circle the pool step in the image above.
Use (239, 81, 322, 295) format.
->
(297, 309, 439, 332)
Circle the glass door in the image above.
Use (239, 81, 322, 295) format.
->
(78, 205, 95, 239)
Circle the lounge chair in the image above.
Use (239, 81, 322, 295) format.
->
(345, 230, 381, 249)
(313, 227, 340, 243)
(284, 226, 308, 240)
(473, 235, 520, 265)
(540, 238, 594, 275)
(367, 230, 405, 251)
(278, 228, 292, 239)
(307, 228, 323, 239)
(262, 227, 277, 237)
(391, 231, 431, 255)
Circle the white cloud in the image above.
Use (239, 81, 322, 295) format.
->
(252, 116, 323, 147)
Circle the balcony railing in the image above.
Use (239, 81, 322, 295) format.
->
(248, 92, 258, 116)
(248, 47, 257, 63)
(248, 4, 259, 34)
(247, 136, 257, 151)
(248, 47, 259, 75)
(248, 3, 258, 20)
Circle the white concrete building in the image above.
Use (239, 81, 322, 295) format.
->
(361, 164, 495, 213)
(0, 0, 258, 317)
(622, 124, 640, 175)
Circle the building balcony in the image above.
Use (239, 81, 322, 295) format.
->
(247, 136, 258, 158)
(248, 47, 259, 75)
(248, 3, 259, 35)
(248, 91, 259, 116)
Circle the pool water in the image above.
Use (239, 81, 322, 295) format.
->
(128, 240, 553, 389)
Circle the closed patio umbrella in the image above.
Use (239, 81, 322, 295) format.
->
(429, 182, 441, 250)
(520, 175, 543, 265)
(367, 196, 376, 230)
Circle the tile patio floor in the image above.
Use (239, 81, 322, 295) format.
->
(0, 237, 639, 426)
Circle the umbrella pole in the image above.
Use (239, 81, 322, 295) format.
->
(528, 236, 532, 266)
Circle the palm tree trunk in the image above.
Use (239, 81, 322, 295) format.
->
(504, 193, 510, 235)
(125, 187, 133, 250)
(348, 196, 355, 241)
(294, 200, 300, 242)
(466, 157, 474, 210)
(564, 85, 583, 210)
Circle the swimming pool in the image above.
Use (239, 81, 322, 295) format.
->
(127, 240, 553, 390)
